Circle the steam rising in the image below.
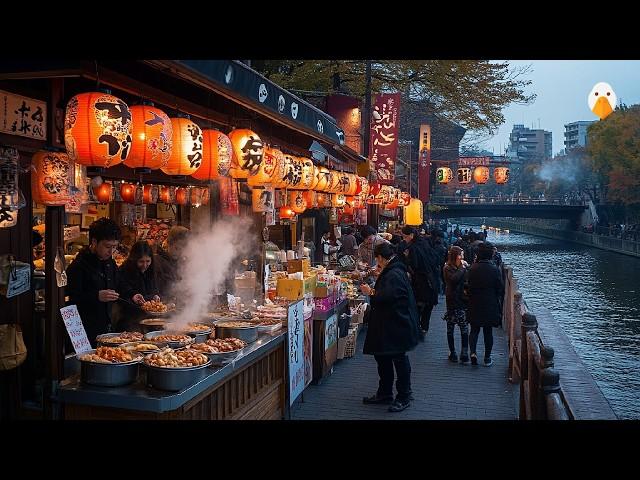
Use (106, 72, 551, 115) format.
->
(538, 157, 582, 186)
(168, 217, 255, 327)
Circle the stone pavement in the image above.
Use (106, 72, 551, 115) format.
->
(290, 297, 518, 420)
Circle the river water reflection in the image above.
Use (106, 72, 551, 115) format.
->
(461, 226, 639, 419)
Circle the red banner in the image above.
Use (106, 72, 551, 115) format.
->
(458, 156, 490, 166)
(418, 124, 431, 203)
(369, 93, 400, 185)
(219, 177, 239, 216)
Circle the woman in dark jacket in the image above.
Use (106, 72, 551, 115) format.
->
(465, 242, 505, 367)
(112, 241, 160, 332)
(443, 246, 470, 363)
(361, 242, 420, 412)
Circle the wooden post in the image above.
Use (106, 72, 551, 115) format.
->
(43, 206, 65, 420)
(541, 368, 569, 420)
(509, 290, 523, 383)
(519, 312, 537, 420)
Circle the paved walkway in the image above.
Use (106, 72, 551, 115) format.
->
(291, 298, 518, 420)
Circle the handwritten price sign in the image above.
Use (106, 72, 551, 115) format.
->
(60, 305, 92, 355)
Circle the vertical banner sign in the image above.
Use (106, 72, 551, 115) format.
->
(369, 93, 400, 185)
(219, 177, 240, 215)
(418, 124, 431, 203)
(288, 299, 305, 405)
(60, 305, 92, 355)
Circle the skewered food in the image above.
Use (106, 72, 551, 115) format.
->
(80, 346, 135, 363)
(145, 348, 208, 368)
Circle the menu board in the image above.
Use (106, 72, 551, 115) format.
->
(60, 305, 92, 355)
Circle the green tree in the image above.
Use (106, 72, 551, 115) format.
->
(253, 60, 535, 135)
(587, 105, 640, 206)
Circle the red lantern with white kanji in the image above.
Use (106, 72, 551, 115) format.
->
(192, 129, 232, 181)
(161, 116, 203, 176)
(126, 103, 172, 171)
(64, 92, 132, 168)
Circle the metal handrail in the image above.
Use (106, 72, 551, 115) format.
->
(430, 195, 587, 206)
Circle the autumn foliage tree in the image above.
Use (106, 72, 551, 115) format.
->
(587, 104, 640, 208)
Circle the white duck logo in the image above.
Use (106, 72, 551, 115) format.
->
(588, 82, 617, 120)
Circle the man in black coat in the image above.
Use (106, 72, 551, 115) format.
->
(465, 242, 505, 367)
(66, 218, 122, 347)
(361, 243, 420, 413)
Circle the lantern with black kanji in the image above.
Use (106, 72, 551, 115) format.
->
(248, 145, 281, 187)
(300, 158, 315, 189)
(332, 193, 346, 207)
(315, 166, 331, 192)
(93, 182, 112, 203)
(192, 129, 232, 181)
(252, 187, 274, 212)
(473, 166, 490, 184)
(309, 164, 320, 190)
(64, 91, 132, 168)
(359, 177, 370, 198)
(405, 198, 423, 226)
(457, 168, 471, 184)
(228, 129, 264, 179)
(437, 167, 453, 184)
(494, 167, 510, 184)
(126, 102, 172, 171)
(290, 190, 307, 214)
(161, 115, 203, 176)
(31, 150, 72, 205)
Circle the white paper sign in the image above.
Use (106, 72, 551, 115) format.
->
(6, 264, 30, 298)
(324, 313, 337, 351)
(60, 305, 92, 354)
(0, 89, 47, 140)
(287, 299, 305, 405)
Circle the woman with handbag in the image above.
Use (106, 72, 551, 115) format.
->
(443, 246, 470, 363)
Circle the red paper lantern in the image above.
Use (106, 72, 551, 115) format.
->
(143, 185, 159, 204)
(161, 116, 203, 176)
(126, 103, 172, 171)
(290, 190, 307, 214)
(302, 190, 316, 209)
(202, 187, 211, 205)
(94, 182, 112, 203)
(473, 166, 490, 184)
(64, 91, 132, 168)
(192, 129, 232, 181)
(279, 206, 295, 220)
(175, 187, 188, 205)
(31, 150, 73, 205)
(120, 183, 136, 203)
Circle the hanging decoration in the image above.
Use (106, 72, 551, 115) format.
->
(190, 187, 204, 206)
(279, 205, 295, 221)
(252, 186, 275, 212)
(175, 187, 189, 205)
(331, 193, 346, 207)
(192, 129, 232, 181)
(315, 166, 331, 192)
(316, 192, 328, 208)
(494, 167, 510, 184)
(219, 177, 240, 215)
(126, 102, 172, 171)
(457, 167, 471, 184)
(0, 147, 20, 211)
(300, 158, 315, 189)
(64, 91, 132, 168)
(290, 190, 307, 214)
(93, 182, 112, 203)
(159, 185, 175, 204)
(309, 164, 320, 190)
(228, 129, 264, 179)
(31, 150, 72, 206)
(161, 115, 203, 176)
(473, 166, 490, 184)
(405, 198, 423, 226)
(436, 167, 453, 184)
(0, 208, 17, 228)
(283, 156, 304, 189)
(302, 190, 316, 209)
(248, 145, 281, 187)
(143, 185, 159, 204)
(120, 183, 137, 204)
(201, 187, 211, 205)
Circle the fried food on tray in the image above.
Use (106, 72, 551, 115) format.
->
(122, 342, 160, 352)
(188, 343, 222, 354)
(80, 346, 135, 363)
(205, 337, 247, 352)
(144, 348, 208, 368)
(216, 321, 254, 328)
(151, 334, 192, 344)
(101, 332, 144, 344)
(187, 323, 212, 332)
(142, 300, 170, 313)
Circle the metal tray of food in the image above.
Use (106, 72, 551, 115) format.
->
(119, 341, 165, 355)
(144, 330, 195, 349)
(144, 359, 212, 392)
(96, 332, 145, 346)
(186, 344, 243, 364)
(139, 318, 168, 334)
(78, 349, 143, 387)
(184, 323, 214, 343)
(214, 321, 259, 343)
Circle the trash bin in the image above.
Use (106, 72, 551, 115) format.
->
(338, 313, 351, 338)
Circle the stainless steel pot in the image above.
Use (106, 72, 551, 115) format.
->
(144, 330, 194, 349)
(144, 361, 211, 392)
(214, 322, 258, 343)
(78, 350, 143, 387)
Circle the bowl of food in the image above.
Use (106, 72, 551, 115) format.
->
(78, 347, 143, 387)
(143, 348, 211, 391)
(214, 321, 259, 344)
(143, 331, 194, 349)
(96, 332, 145, 346)
(141, 300, 175, 317)
(139, 318, 168, 334)
(119, 341, 165, 355)
(188, 337, 247, 363)
(184, 323, 214, 343)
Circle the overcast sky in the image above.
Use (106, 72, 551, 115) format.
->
(480, 60, 640, 156)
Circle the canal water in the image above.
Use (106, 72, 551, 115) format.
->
(458, 225, 639, 419)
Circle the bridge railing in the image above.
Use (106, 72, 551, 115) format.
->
(431, 195, 587, 206)
(501, 265, 572, 420)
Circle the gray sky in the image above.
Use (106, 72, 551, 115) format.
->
(481, 60, 640, 156)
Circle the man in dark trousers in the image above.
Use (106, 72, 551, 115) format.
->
(66, 218, 122, 347)
(399, 226, 439, 340)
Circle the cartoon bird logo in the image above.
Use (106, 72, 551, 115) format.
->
(588, 82, 617, 120)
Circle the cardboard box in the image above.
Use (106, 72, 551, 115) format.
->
(337, 337, 347, 360)
(314, 285, 329, 298)
(287, 258, 310, 276)
(277, 274, 316, 301)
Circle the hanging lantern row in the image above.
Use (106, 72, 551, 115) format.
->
(436, 166, 510, 185)
(90, 181, 209, 206)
